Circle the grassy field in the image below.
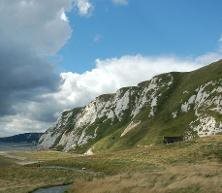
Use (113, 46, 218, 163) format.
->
(0, 151, 92, 193)
(0, 135, 222, 193)
(68, 135, 222, 193)
(71, 164, 222, 193)
(42, 135, 222, 174)
(43, 135, 222, 193)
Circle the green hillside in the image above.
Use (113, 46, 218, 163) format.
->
(38, 60, 222, 153)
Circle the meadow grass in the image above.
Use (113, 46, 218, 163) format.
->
(8, 150, 77, 161)
(65, 135, 222, 193)
(0, 135, 222, 193)
(0, 152, 87, 193)
(71, 164, 222, 193)
(42, 135, 222, 174)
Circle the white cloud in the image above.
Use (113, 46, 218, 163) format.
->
(74, 0, 93, 16)
(60, 9, 69, 22)
(0, 0, 97, 137)
(195, 52, 222, 64)
(195, 36, 222, 64)
(53, 55, 204, 109)
(0, 0, 221, 137)
(0, 0, 93, 56)
(112, 0, 128, 6)
(0, 115, 51, 137)
(0, 0, 74, 56)
(1, 53, 220, 136)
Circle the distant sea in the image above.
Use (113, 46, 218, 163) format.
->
(0, 142, 36, 151)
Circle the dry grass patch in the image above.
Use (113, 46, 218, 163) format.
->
(1, 135, 222, 193)
(0, 165, 79, 193)
(71, 163, 222, 193)
(9, 150, 76, 161)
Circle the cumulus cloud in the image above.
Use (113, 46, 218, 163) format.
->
(0, 0, 221, 137)
(0, 115, 52, 137)
(195, 52, 222, 65)
(112, 0, 128, 6)
(0, 45, 59, 116)
(52, 55, 204, 109)
(195, 37, 222, 64)
(0, 0, 74, 136)
(0, 0, 73, 55)
(74, 0, 93, 16)
(0, 52, 219, 137)
(1, 51, 220, 137)
(50, 51, 222, 125)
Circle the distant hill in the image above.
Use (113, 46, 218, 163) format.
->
(38, 60, 222, 153)
(0, 133, 43, 144)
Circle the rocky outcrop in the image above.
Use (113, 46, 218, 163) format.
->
(38, 60, 222, 153)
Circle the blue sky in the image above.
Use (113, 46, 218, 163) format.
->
(1, 0, 222, 136)
(59, 0, 222, 73)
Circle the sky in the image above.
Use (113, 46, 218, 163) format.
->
(0, 0, 222, 137)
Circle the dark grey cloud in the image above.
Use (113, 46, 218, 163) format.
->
(0, 0, 75, 136)
(0, 0, 220, 137)
(0, 0, 97, 137)
(0, 43, 59, 116)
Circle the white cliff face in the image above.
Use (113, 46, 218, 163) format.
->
(131, 78, 158, 118)
(132, 74, 173, 118)
(73, 89, 130, 129)
(38, 74, 173, 152)
(114, 90, 130, 120)
(181, 95, 196, 112)
(38, 110, 76, 150)
(38, 73, 178, 152)
(38, 130, 61, 150)
(190, 116, 222, 137)
(38, 70, 222, 153)
(180, 80, 222, 137)
(38, 88, 133, 151)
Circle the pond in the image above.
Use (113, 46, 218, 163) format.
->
(32, 185, 70, 193)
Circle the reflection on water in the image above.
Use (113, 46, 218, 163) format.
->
(32, 185, 70, 193)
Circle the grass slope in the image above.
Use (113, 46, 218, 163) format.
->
(42, 60, 222, 153)
(90, 60, 222, 152)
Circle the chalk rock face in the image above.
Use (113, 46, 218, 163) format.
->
(183, 80, 222, 137)
(38, 73, 173, 152)
(38, 61, 222, 152)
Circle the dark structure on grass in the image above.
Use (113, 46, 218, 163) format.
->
(163, 136, 184, 144)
